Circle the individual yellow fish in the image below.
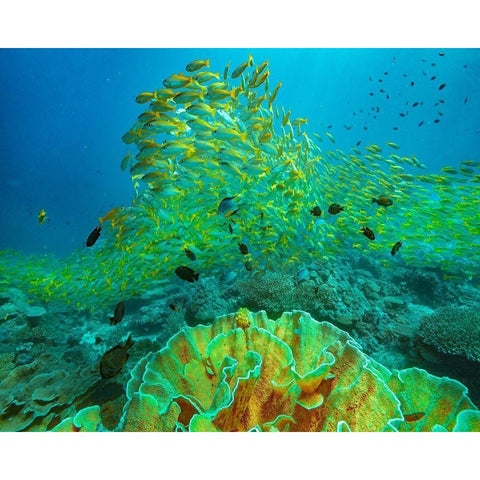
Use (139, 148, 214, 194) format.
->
(185, 59, 210, 72)
(38, 209, 47, 224)
(386, 142, 399, 149)
(135, 92, 155, 104)
(231, 54, 253, 79)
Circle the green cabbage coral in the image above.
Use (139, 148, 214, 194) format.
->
(419, 306, 480, 362)
(53, 310, 480, 432)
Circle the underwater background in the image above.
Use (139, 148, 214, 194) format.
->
(0, 48, 479, 432)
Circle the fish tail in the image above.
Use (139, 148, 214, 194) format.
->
(124, 334, 134, 350)
(194, 272, 200, 281)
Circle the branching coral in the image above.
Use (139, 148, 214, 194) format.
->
(419, 306, 480, 362)
(53, 309, 479, 432)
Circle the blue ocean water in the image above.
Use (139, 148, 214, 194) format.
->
(0, 48, 479, 256)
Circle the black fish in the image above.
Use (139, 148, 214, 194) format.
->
(238, 243, 249, 255)
(310, 206, 322, 217)
(439, 99, 445, 104)
(328, 203, 344, 215)
(169, 304, 178, 311)
(110, 302, 125, 326)
(391, 241, 403, 256)
(184, 248, 196, 261)
(411, 82, 414, 86)
(400, 113, 405, 117)
(384, 72, 388, 75)
(431, 63, 436, 67)
(393, 127, 398, 130)
(438, 52, 445, 57)
(244, 261, 252, 272)
(356, 141, 361, 146)
(99, 334, 134, 379)
(386, 94, 390, 99)
(344, 125, 353, 130)
(434, 119, 440, 123)
(86, 225, 102, 247)
(228, 223, 233, 234)
(175, 266, 199, 282)
(430, 76, 436, 80)
(361, 227, 375, 241)
(364, 126, 368, 131)
(418, 121, 424, 127)
(412, 102, 419, 108)
(372, 196, 393, 207)
(439, 83, 446, 90)
(369, 92, 374, 96)
(464, 97, 468, 104)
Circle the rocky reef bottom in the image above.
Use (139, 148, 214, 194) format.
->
(0, 253, 479, 431)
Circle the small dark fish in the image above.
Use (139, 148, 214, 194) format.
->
(434, 102, 439, 106)
(184, 248, 196, 261)
(403, 412, 425, 423)
(400, 113, 405, 117)
(244, 261, 252, 272)
(372, 196, 393, 207)
(86, 225, 102, 247)
(403, 74, 407, 77)
(418, 121, 424, 127)
(344, 125, 353, 130)
(169, 304, 178, 311)
(356, 141, 361, 146)
(439, 99, 445, 104)
(376, 107, 380, 113)
(378, 79, 383, 83)
(393, 127, 398, 130)
(438, 52, 445, 57)
(95, 337, 102, 345)
(386, 94, 390, 99)
(110, 302, 125, 326)
(328, 203, 344, 215)
(99, 334, 134, 379)
(391, 241, 403, 256)
(439, 83, 446, 90)
(464, 97, 468, 104)
(228, 223, 233, 234)
(422, 70, 426, 76)
(393, 57, 396, 64)
(412, 102, 419, 108)
(464, 64, 468, 69)
(238, 243, 249, 255)
(430, 76, 436, 80)
(431, 63, 436, 67)
(363, 126, 368, 131)
(327, 125, 332, 129)
(410, 81, 414, 86)
(379, 89, 385, 93)
(384, 72, 388, 75)
(175, 266, 199, 282)
(434, 119, 440, 123)
(438, 111, 443, 116)
(421, 59, 427, 63)
(310, 206, 322, 217)
(361, 227, 375, 241)
(369, 92, 374, 96)
(369, 76, 372, 82)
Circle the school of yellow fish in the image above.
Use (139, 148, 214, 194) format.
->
(1, 55, 479, 309)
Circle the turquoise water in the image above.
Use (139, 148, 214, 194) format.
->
(0, 48, 479, 431)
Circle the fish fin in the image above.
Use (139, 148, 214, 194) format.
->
(124, 334, 134, 350)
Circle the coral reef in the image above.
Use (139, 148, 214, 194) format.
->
(53, 310, 480, 432)
(419, 306, 480, 362)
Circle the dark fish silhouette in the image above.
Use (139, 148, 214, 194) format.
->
(418, 121, 424, 127)
(238, 243, 249, 255)
(361, 227, 375, 241)
(244, 261, 252, 271)
(175, 266, 199, 282)
(184, 248, 196, 261)
(328, 203, 344, 215)
(169, 304, 178, 311)
(439, 83, 446, 90)
(391, 241, 403, 256)
(310, 206, 322, 217)
(99, 334, 134, 379)
(86, 225, 102, 247)
(110, 302, 125, 326)
(372, 196, 393, 207)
